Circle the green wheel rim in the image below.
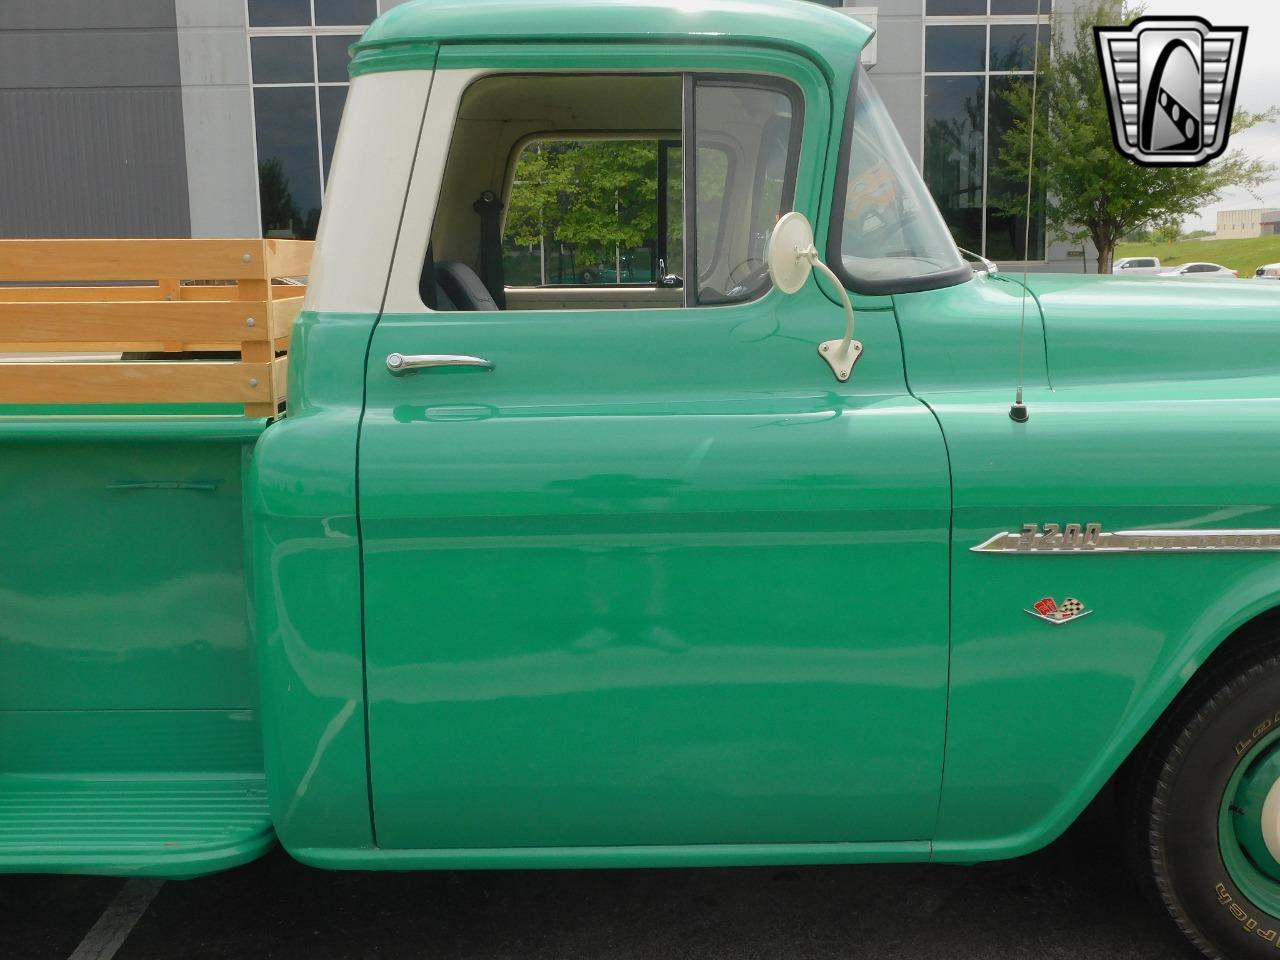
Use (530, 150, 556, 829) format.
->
(1220, 726, 1280, 915)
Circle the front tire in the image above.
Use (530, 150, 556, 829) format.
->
(1128, 643, 1280, 959)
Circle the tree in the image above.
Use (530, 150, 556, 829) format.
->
(554, 141, 659, 266)
(991, 0, 1277, 273)
(505, 144, 561, 248)
(257, 157, 301, 237)
(506, 140, 662, 278)
(1151, 218, 1182, 244)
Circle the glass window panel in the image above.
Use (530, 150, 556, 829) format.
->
(923, 75, 985, 254)
(840, 68, 967, 287)
(250, 36, 314, 85)
(989, 23, 1048, 71)
(985, 75, 1045, 260)
(319, 86, 348, 183)
(926, 25, 986, 73)
(500, 140, 661, 287)
(751, 116, 792, 261)
(693, 83, 795, 304)
(990, 0, 1051, 14)
(926, 0, 986, 14)
(247, 0, 310, 27)
(694, 144, 731, 288)
(664, 143, 684, 284)
(254, 87, 322, 240)
(316, 34, 359, 83)
(314, 0, 377, 25)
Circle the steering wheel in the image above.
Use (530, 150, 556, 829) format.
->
(727, 257, 766, 290)
(723, 262, 772, 301)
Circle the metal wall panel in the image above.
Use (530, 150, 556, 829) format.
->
(176, 0, 260, 238)
(0, 0, 190, 237)
(0, 0, 179, 32)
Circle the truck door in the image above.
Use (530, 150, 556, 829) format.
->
(356, 59, 953, 853)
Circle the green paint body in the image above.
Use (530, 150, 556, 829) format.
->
(5, 0, 1280, 878)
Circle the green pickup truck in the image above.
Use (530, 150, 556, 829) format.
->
(7, 2, 1280, 957)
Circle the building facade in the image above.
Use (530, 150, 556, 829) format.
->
(0, 0, 1086, 270)
(1216, 208, 1280, 240)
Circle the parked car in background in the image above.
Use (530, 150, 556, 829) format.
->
(1254, 262, 1280, 280)
(1158, 262, 1239, 280)
(1114, 256, 1162, 275)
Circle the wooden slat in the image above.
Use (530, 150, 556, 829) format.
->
(272, 355, 288, 399)
(0, 361, 276, 404)
(0, 286, 168, 302)
(0, 342, 257, 353)
(180, 285, 241, 301)
(268, 295, 305, 341)
(263, 240, 313, 279)
(0, 300, 271, 344)
(0, 239, 309, 418)
(0, 240, 271, 283)
(0, 285, 298, 303)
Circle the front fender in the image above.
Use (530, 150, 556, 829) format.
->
(927, 383, 1280, 862)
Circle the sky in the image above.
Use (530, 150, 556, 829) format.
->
(1138, 0, 1280, 231)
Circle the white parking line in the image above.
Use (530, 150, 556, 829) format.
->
(67, 878, 164, 960)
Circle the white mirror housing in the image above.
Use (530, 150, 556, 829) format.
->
(766, 211, 864, 383)
(767, 211, 817, 294)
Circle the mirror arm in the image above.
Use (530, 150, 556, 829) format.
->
(766, 211, 863, 384)
(798, 243, 863, 383)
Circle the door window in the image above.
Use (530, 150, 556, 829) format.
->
(689, 81, 799, 305)
(425, 72, 801, 310)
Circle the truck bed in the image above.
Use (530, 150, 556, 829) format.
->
(0, 416, 271, 875)
(0, 240, 309, 876)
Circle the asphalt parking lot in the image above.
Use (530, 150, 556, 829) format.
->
(5, 801, 1199, 960)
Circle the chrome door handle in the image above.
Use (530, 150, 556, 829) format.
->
(386, 353, 495, 375)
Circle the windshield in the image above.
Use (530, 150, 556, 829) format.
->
(833, 68, 968, 293)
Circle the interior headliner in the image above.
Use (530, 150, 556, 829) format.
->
(457, 73, 683, 129)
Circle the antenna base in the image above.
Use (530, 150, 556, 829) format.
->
(1009, 402, 1030, 423)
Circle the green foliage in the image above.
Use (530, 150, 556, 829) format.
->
(990, 0, 1277, 272)
(1151, 218, 1182, 244)
(258, 157, 302, 238)
(506, 140, 661, 267)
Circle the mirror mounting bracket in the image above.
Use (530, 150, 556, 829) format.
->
(806, 249, 863, 383)
(768, 211, 863, 384)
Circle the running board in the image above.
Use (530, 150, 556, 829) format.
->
(0, 774, 275, 877)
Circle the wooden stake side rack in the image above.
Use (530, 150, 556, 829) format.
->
(0, 239, 313, 418)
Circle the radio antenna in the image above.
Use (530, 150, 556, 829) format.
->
(1010, 0, 1045, 424)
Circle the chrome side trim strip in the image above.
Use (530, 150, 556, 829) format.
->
(973, 526, 1280, 554)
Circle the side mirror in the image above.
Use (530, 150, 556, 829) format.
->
(766, 211, 863, 382)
